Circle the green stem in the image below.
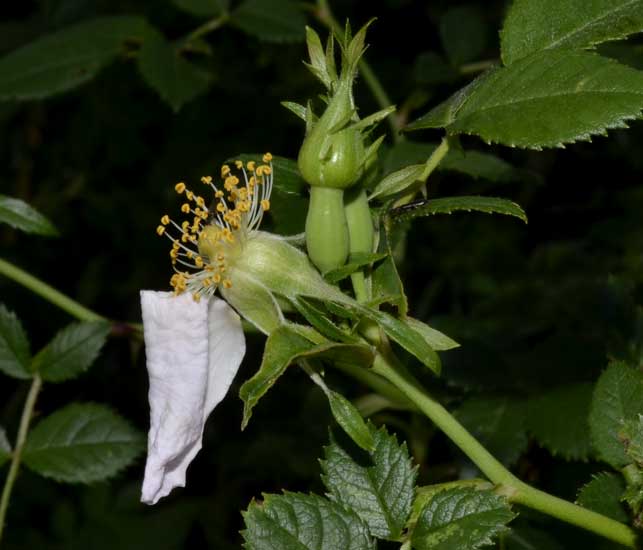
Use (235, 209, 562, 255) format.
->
(183, 13, 230, 43)
(0, 375, 42, 543)
(394, 136, 450, 208)
(371, 352, 638, 548)
(315, 0, 402, 142)
(0, 257, 104, 322)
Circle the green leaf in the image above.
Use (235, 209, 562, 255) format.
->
(405, 317, 460, 351)
(0, 427, 11, 468)
(137, 29, 211, 112)
(321, 424, 416, 540)
(33, 321, 111, 383)
(390, 196, 527, 224)
(23, 402, 144, 483)
(407, 49, 643, 149)
(281, 101, 307, 121)
(326, 390, 375, 453)
(411, 487, 515, 550)
(369, 163, 429, 201)
(589, 361, 643, 468)
(232, 0, 305, 43)
(172, 0, 227, 17)
(0, 16, 151, 100)
(577, 472, 628, 522)
(0, 304, 31, 380)
(455, 396, 527, 466)
(501, 0, 643, 66)
(366, 309, 441, 374)
(323, 252, 387, 283)
(440, 5, 487, 66)
(292, 297, 358, 344)
(620, 414, 643, 466)
(0, 195, 58, 236)
(239, 325, 373, 429)
(526, 382, 594, 461)
(371, 225, 408, 317)
(242, 492, 376, 550)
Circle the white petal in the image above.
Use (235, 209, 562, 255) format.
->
(139, 291, 245, 504)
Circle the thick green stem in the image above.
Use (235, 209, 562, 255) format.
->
(0, 257, 104, 322)
(371, 352, 638, 548)
(0, 375, 42, 543)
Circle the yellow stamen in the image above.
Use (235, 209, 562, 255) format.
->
(261, 199, 270, 211)
(262, 152, 273, 163)
(181, 203, 191, 214)
(175, 182, 186, 193)
(156, 225, 165, 236)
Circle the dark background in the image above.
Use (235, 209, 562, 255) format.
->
(1, 0, 641, 547)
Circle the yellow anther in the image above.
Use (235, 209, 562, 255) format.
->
(262, 165, 272, 175)
(195, 256, 204, 268)
(192, 293, 201, 303)
(156, 225, 165, 236)
(186, 191, 194, 201)
(235, 160, 243, 169)
(201, 176, 213, 185)
(222, 279, 232, 289)
(199, 211, 208, 220)
(215, 190, 224, 198)
(247, 161, 256, 171)
(161, 215, 170, 225)
(255, 166, 264, 177)
(170, 249, 178, 259)
(216, 203, 226, 213)
(175, 182, 186, 194)
(224, 176, 239, 190)
(182, 220, 190, 232)
(181, 203, 191, 213)
(196, 196, 206, 208)
(221, 164, 231, 177)
(261, 199, 270, 211)
(212, 273, 222, 284)
(263, 152, 273, 163)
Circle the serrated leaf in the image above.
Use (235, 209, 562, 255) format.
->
(0, 195, 58, 236)
(577, 472, 628, 522)
(324, 252, 387, 283)
(526, 382, 593, 461)
(242, 492, 376, 550)
(405, 317, 460, 351)
(239, 325, 373, 429)
(33, 321, 111, 383)
(321, 424, 416, 540)
(407, 49, 643, 149)
(23, 402, 144, 483)
(0, 303, 31, 380)
(620, 414, 643, 466)
(440, 5, 487, 66)
(501, 0, 643, 66)
(0, 427, 11, 468)
(232, 0, 305, 43)
(589, 361, 643, 468)
(411, 487, 515, 550)
(390, 196, 527, 224)
(326, 391, 375, 452)
(172, 0, 226, 17)
(0, 16, 151, 100)
(455, 396, 527, 466)
(137, 30, 211, 112)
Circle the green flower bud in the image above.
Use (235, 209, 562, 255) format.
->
(298, 80, 365, 190)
